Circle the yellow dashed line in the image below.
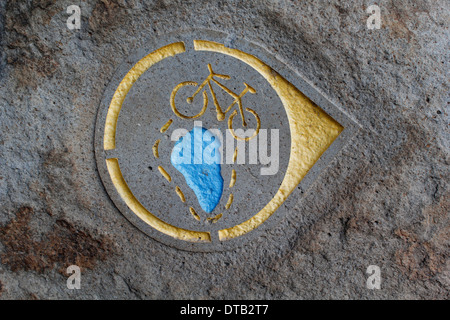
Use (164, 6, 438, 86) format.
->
(225, 193, 234, 210)
(207, 213, 223, 223)
(229, 169, 236, 188)
(175, 186, 186, 202)
(158, 165, 171, 182)
(232, 147, 238, 163)
(189, 207, 200, 221)
(152, 139, 160, 158)
(160, 119, 173, 133)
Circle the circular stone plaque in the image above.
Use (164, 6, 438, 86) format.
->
(95, 30, 344, 251)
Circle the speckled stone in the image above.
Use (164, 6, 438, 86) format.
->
(0, 0, 448, 299)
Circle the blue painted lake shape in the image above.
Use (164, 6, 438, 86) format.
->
(171, 127, 223, 213)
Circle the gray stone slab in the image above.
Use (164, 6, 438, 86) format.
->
(0, 0, 448, 299)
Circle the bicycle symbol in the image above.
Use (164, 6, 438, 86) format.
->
(170, 64, 260, 140)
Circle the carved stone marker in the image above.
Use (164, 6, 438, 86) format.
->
(95, 30, 357, 251)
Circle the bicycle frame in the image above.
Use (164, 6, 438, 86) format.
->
(187, 64, 255, 126)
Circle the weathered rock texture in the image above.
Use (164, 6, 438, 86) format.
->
(0, 0, 448, 299)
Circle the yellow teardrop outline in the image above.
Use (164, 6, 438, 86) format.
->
(102, 40, 343, 243)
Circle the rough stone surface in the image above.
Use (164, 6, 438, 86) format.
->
(0, 0, 448, 299)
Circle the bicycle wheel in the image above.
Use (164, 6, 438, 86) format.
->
(170, 81, 208, 119)
(227, 107, 260, 141)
